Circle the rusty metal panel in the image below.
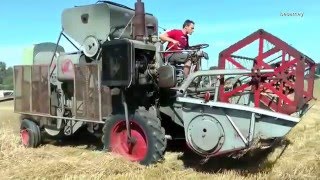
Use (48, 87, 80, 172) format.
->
(31, 65, 50, 114)
(101, 86, 112, 118)
(74, 64, 101, 121)
(14, 66, 31, 113)
(13, 66, 22, 112)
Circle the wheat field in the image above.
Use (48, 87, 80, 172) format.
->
(0, 80, 320, 180)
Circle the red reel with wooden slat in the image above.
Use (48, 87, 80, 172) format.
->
(218, 29, 316, 115)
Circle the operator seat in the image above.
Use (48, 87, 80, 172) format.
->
(156, 46, 208, 88)
(156, 42, 210, 87)
(155, 43, 179, 89)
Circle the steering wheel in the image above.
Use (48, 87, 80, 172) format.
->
(187, 43, 209, 50)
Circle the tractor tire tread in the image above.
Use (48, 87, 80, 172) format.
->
(136, 109, 167, 161)
(101, 109, 167, 165)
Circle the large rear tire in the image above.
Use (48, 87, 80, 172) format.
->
(102, 109, 166, 165)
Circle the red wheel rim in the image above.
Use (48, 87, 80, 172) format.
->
(20, 129, 29, 146)
(110, 120, 148, 162)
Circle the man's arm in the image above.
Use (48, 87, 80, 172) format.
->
(160, 30, 179, 45)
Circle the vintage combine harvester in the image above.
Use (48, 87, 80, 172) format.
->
(13, 0, 316, 165)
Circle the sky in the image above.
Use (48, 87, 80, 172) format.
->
(0, 0, 319, 68)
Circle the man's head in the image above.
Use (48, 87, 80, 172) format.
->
(183, 19, 195, 35)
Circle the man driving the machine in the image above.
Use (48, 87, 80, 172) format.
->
(160, 19, 208, 78)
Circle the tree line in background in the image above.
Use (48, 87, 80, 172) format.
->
(0, 61, 13, 90)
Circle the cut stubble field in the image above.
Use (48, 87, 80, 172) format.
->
(0, 80, 320, 180)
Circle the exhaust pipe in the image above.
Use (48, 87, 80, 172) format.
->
(133, 0, 146, 41)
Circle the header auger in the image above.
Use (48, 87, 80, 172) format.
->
(12, 0, 316, 166)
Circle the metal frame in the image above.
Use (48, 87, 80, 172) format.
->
(73, 63, 104, 122)
(12, 28, 112, 125)
(176, 95, 301, 157)
(224, 113, 248, 145)
(13, 63, 106, 124)
(176, 97, 299, 123)
(217, 29, 316, 115)
(178, 68, 274, 94)
(13, 65, 32, 113)
(177, 96, 299, 148)
(16, 112, 105, 124)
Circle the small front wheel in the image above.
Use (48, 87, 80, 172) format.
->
(102, 109, 166, 165)
(20, 119, 41, 148)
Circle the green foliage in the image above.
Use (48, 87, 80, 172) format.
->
(0, 61, 13, 90)
(316, 63, 320, 75)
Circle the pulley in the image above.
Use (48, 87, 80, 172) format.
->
(82, 36, 100, 58)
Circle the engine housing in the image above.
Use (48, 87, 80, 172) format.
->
(101, 39, 156, 87)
